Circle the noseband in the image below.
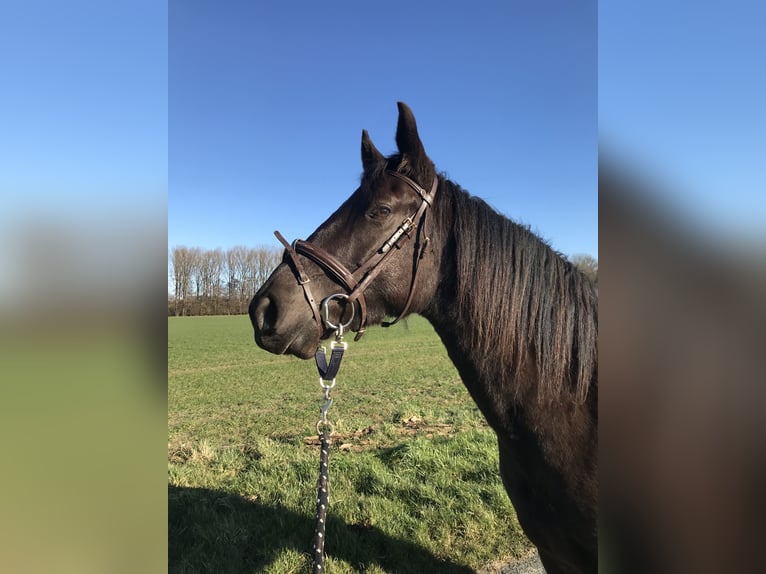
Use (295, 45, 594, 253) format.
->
(274, 170, 438, 342)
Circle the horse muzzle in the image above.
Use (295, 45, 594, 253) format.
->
(249, 290, 317, 359)
(249, 265, 361, 359)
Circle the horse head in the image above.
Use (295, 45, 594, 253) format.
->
(250, 102, 441, 358)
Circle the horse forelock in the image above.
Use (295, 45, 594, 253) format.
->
(361, 153, 434, 194)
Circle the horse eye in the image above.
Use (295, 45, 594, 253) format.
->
(368, 205, 391, 219)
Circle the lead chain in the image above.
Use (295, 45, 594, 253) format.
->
(311, 330, 346, 573)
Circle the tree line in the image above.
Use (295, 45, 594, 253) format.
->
(169, 245, 282, 316)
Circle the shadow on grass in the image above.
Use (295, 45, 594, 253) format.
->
(169, 485, 475, 574)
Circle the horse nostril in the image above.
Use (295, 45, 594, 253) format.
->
(252, 295, 278, 335)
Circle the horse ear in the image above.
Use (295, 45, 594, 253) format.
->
(395, 102, 427, 162)
(361, 129, 385, 171)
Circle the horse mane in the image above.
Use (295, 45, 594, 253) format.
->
(444, 178, 597, 404)
(365, 157, 596, 404)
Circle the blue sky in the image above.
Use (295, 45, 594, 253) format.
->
(1, 0, 167, 218)
(2, 1, 762, 285)
(600, 1, 766, 238)
(169, 1, 598, 258)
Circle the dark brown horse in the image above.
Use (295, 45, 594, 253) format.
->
(250, 103, 597, 574)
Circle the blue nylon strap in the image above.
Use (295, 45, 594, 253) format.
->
(315, 346, 345, 381)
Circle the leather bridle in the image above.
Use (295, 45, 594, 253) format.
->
(274, 170, 438, 342)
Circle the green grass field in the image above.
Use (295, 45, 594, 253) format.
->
(169, 315, 532, 573)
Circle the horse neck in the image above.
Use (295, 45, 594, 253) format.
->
(423, 283, 597, 492)
(421, 181, 597, 463)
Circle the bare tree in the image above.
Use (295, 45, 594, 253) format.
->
(195, 248, 224, 315)
(171, 246, 195, 316)
(225, 247, 240, 315)
(208, 248, 224, 315)
(168, 249, 174, 304)
(189, 247, 204, 315)
(229, 246, 248, 315)
(255, 246, 282, 291)
(170, 244, 282, 316)
(570, 254, 598, 284)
